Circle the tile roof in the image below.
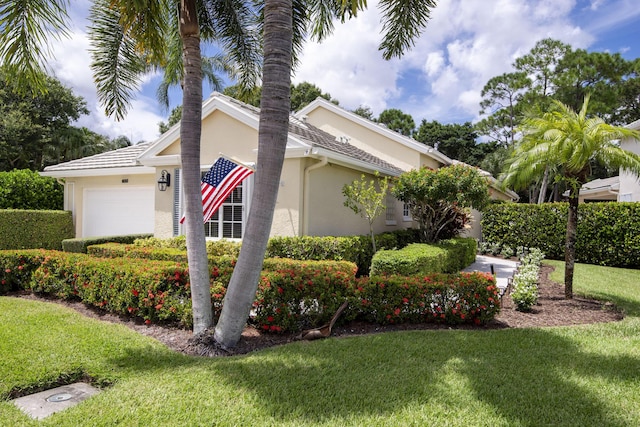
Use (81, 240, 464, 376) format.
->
(43, 142, 152, 172)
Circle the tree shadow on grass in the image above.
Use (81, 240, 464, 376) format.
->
(205, 327, 640, 426)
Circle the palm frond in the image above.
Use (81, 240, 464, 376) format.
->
(204, 0, 262, 92)
(378, 0, 436, 60)
(88, 0, 147, 120)
(0, 0, 70, 92)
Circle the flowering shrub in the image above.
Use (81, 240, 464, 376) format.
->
(253, 260, 357, 333)
(510, 248, 545, 312)
(1, 248, 503, 333)
(351, 272, 499, 326)
(0, 249, 49, 293)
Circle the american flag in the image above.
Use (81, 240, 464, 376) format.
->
(180, 157, 254, 224)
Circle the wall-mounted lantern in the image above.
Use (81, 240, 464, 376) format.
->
(157, 170, 171, 191)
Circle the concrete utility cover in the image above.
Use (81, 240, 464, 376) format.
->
(12, 382, 100, 420)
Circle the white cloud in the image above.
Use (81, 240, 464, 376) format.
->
(294, 0, 604, 125)
(49, 27, 164, 143)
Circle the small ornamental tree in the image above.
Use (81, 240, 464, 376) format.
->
(392, 165, 490, 243)
(342, 173, 390, 253)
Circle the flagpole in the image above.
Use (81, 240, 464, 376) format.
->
(219, 152, 256, 172)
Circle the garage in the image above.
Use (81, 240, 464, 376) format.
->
(83, 187, 155, 237)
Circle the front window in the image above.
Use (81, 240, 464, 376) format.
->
(204, 182, 245, 239)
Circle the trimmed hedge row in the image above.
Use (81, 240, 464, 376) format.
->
(265, 229, 423, 275)
(481, 202, 640, 268)
(370, 238, 477, 276)
(1, 249, 498, 332)
(62, 234, 153, 253)
(0, 210, 74, 250)
(351, 272, 499, 326)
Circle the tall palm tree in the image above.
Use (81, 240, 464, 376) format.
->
(0, 0, 261, 334)
(214, 0, 439, 348)
(501, 95, 640, 298)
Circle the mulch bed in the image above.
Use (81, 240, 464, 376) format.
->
(11, 264, 623, 357)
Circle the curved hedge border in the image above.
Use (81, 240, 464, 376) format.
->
(481, 202, 640, 268)
(1, 249, 499, 332)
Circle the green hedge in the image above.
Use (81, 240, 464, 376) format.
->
(1, 249, 499, 332)
(0, 210, 74, 250)
(62, 234, 153, 253)
(351, 272, 499, 325)
(481, 202, 640, 268)
(265, 229, 423, 275)
(0, 169, 63, 210)
(370, 238, 477, 276)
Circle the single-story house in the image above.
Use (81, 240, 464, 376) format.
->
(575, 118, 640, 203)
(42, 93, 516, 240)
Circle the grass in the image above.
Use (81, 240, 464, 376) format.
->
(1, 261, 640, 426)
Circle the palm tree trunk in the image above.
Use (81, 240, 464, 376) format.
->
(537, 166, 549, 204)
(180, 0, 212, 333)
(564, 188, 579, 299)
(214, 0, 293, 348)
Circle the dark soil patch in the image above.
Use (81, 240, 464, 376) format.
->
(12, 264, 623, 357)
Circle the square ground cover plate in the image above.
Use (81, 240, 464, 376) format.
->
(12, 382, 100, 420)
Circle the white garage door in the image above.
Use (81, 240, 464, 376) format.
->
(83, 187, 155, 237)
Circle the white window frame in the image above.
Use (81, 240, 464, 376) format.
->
(402, 202, 412, 222)
(385, 192, 397, 225)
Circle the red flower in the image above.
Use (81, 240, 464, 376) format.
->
(155, 304, 163, 310)
(402, 298, 409, 304)
(277, 287, 284, 294)
(145, 319, 151, 325)
(394, 308, 401, 316)
(131, 288, 139, 297)
(267, 316, 275, 323)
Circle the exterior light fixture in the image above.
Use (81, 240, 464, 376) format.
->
(157, 170, 171, 191)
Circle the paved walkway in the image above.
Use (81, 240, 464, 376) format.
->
(463, 255, 519, 294)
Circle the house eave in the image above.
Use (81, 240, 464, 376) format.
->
(296, 98, 453, 166)
(40, 166, 155, 178)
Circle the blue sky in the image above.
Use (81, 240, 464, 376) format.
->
(49, 0, 640, 143)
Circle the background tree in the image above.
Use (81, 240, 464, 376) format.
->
(392, 164, 490, 243)
(476, 38, 640, 202)
(500, 95, 640, 298)
(223, 84, 262, 107)
(290, 81, 336, 111)
(158, 106, 183, 134)
(342, 173, 390, 252)
(0, 68, 89, 171)
(413, 120, 495, 166)
(352, 104, 375, 120)
(377, 108, 415, 136)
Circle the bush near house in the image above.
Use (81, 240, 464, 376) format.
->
(62, 234, 153, 253)
(350, 272, 499, 326)
(0, 169, 63, 210)
(0, 210, 74, 250)
(481, 202, 640, 268)
(370, 238, 477, 276)
(0, 247, 499, 332)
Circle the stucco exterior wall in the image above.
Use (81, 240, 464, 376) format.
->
(305, 163, 403, 237)
(620, 137, 640, 201)
(271, 158, 304, 237)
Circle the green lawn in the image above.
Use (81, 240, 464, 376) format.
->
(2, 261, 640, 426)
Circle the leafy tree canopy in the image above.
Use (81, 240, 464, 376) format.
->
(377, 108, 415, 136)
(0, 68, 88, 171)
(392, 164, 490, 243)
